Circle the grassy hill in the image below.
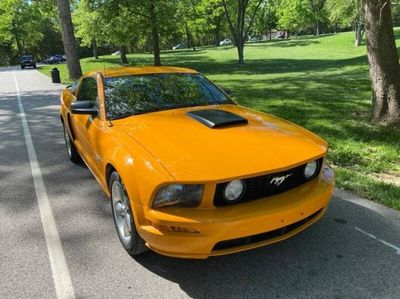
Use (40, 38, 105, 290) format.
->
(40, 31, 400, 209)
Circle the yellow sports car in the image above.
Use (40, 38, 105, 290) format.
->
(60, 66, 334, 259)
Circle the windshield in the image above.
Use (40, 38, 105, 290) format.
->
(104, 73, 234, 119)
(21, 55, 33, 60)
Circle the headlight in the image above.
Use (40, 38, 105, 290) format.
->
(304, 160, 318, 179)
(152, 184, 204, 208)
(224, 180, 245, 202)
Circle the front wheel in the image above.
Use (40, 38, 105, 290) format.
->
(63, 124, 80, 164)
(110, 171, 148, 256)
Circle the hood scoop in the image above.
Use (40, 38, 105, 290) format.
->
(187, 109, 248, 128)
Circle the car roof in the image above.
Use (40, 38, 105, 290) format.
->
(84, 66, 198, 79)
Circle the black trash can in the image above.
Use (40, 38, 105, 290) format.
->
(51, 67, 61, 83)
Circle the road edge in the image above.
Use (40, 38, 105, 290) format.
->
(334, 188, 400, 223)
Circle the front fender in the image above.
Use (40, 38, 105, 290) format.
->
(103, 129, 175, 208)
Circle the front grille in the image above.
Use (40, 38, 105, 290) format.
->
(213, 209, 322, 251)
(213, 158, 323, 207)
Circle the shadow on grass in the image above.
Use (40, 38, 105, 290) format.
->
(256, 39, 320, 48)
(159, 55, 369, 76)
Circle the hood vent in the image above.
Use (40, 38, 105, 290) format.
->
(187, 109, 248, 128)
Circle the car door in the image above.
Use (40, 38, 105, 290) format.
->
(71, 76, 105, 179)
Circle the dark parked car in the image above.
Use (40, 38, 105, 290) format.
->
(20, 55, 36, 69)
(43, 54, 65, 64)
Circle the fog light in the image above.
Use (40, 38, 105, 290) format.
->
(224, 180, 245, 202)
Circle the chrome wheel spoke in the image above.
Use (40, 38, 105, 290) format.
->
(124, 214, 132, 236)
(112, 181, 132, 244)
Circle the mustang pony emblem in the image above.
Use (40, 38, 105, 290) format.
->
(270, 174, 293, 187)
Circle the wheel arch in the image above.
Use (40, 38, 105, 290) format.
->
(105, 163, 116, 192)
(65, 113, 76, 140)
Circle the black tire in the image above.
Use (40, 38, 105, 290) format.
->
(109, 171, 148, 256)
(63, 124, 81, 164)
(33, 64, 36, 69)
(21, 65, 24, 69)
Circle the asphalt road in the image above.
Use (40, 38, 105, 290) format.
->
(1, 66, 400, 299)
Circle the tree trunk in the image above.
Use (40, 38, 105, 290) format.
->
(269, 29, 272, 41)
(215, 16, 221, 46)
(355, 21, 362, 46)
(120, 46, 128, 64)
(93, 41, 98, 59)
(365, 0, 400, 126)
(56, 0, 82, 80)
(185, 22, 190, 48)
(237, 38, 244, 65)
(185, 22, 196, 51)
(222, 0, 262, 65)
(149, 1, 161, 66)
(12, 22, 23, 55)
(316, 20, 320, 36)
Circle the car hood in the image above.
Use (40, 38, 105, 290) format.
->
(115, 104, 328, 181)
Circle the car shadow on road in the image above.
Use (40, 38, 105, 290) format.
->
(132, 198, 400, 298)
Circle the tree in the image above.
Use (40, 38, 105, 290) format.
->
(309, 0, 327, 36)
(222, 0, 264, 65)
(253, 0, 278, 40)
(0, 0, 44, 55)
(56, 0, 82, 79)
(74, 0, 104, 59)
(364, 0, 400, 126)
(102, 0, 178, 65)
(196, 0, 226, 46)
(277, 0, 311, 36)
(97, 2, 136, 64)
(148, 0, 161, 65)
(326, 0, 364, 46)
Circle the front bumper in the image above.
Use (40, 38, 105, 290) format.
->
(136, 164, 334, 259)
(21, 62, 34, 66)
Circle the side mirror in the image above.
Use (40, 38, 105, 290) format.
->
(222, 88, 233, 96)
(71, 101, 98, 116)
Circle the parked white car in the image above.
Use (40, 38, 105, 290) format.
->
(219, 38, 232, 46)
(111, 51, 121, 56)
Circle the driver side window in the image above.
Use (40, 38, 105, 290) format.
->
(77, 77, 98, 105)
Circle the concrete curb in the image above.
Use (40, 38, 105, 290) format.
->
(334, 188, 400, 223)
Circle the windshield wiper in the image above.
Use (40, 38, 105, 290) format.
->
(110, 111, 149, 120)
(110, 113, 135, 120)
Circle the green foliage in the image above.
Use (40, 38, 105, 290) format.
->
(177, 0, 226, 47)
(73, 0, 104, 47)
(252, 0, 279, 36)
(0, 0, 46, 54)
(277, 0, 312, 32)
(73, 0, 180, 54)
(325, 0, 361, 26)
(0, 0, 61, 61)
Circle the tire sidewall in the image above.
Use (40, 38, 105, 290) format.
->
(109, 172, 136, 250)
(62, 123, 80, 164)
(63, 125, 72, 159)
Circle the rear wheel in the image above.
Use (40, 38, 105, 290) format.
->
(63, 124, 80, 164)
(110, 171, 148, 256)
(21, 65, 24, 69)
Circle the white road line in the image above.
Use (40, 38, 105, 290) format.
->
(355, 226, 400, 255)
(13, 72, 76, 299)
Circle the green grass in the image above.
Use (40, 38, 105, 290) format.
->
(40, 32, 400, 210)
